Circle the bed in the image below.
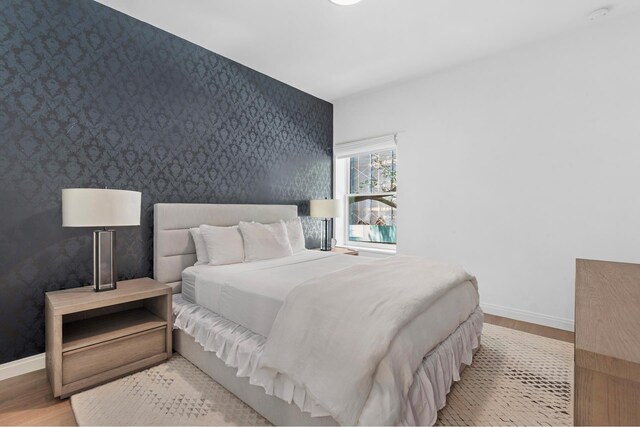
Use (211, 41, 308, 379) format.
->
(154, 203, 482, 426)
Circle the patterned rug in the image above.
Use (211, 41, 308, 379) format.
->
(436, 324, 573, 426)
(71, 324, 573, 426)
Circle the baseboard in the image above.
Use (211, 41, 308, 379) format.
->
(0, 352, 46, 381)
(481, 302, 574, 332)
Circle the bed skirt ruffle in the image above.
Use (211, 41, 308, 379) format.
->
(173, 294, 483, 425)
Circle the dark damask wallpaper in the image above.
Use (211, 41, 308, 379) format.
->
(0, 0, 332, 363)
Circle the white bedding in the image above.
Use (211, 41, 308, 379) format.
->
(181, 264, 203, 303)
(260, 256, 479, 426)
(173, 294, 483, 425)
(182, 250, 373, 336)
(181, 251, 480, 425)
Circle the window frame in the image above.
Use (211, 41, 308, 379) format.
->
(335, 147, 397, 253)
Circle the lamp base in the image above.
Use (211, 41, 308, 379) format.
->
(320, 218, 331, 251)
(93, 229, 117, 292)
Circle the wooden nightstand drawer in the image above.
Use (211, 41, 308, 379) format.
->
(46, 278, 172, 398)
(62, 326, 166, 385)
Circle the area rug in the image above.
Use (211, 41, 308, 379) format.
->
(436, 323, 573, 426)
(71, 323, 573, 426)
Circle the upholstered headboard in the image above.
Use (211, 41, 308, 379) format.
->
(153, 203, 298, 293)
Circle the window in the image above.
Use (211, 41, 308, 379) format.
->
(335, 135, 397, 251)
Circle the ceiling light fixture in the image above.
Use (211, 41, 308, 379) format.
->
(588, 7, 611, 22)
(329, 0, 362, 6)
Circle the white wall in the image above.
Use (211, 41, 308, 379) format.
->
(333, 12, 640, 331)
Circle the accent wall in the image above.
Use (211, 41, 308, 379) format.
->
(0, 0, 332, 364)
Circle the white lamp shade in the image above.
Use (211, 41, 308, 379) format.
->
(310, 199, 342, 218)
(62, 188, 141, 227)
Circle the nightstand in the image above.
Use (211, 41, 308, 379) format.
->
(45, 278, 172, 398)
(313, 247, 359, 256)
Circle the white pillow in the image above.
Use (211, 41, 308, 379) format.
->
(238, 221, 293, 262)
(281, 218, 306, 253)
(199, 224, 245, 266)
(189, 227, 209, 265)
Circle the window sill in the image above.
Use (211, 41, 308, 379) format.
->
(341, 245, 397, 255)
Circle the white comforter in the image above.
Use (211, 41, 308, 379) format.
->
(259, 255, 478, 426)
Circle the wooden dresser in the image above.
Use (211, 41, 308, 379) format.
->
(575, 259, 640, 425)
(45, 278, 172, 398)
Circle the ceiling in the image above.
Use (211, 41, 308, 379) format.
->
(96, 0, 640, 101)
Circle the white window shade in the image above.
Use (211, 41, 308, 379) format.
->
(334, 133, 397, 159)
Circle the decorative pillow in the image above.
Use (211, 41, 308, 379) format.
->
(189, 227, 209, 265)
(238, 221, 293, 262)
(281, 218, 306, 253)
(199, 224, 245, 266)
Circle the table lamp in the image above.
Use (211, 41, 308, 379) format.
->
(62, 188, 141, 291)
(310, 198, 342, 251)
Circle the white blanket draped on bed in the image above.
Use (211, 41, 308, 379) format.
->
(259, 255, 478, 426)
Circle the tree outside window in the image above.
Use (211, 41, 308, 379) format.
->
(347, 149, 396, 245)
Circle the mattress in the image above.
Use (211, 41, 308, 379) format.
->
(181, 264, 207, 303)
(181, 250, 374, 336)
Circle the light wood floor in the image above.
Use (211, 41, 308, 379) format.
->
(0, 315, 574, 426)
(0, 368, 75, 426)
(484, 313, 574, 343)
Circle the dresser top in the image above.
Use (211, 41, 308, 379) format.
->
(46, 278, 170, 315)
